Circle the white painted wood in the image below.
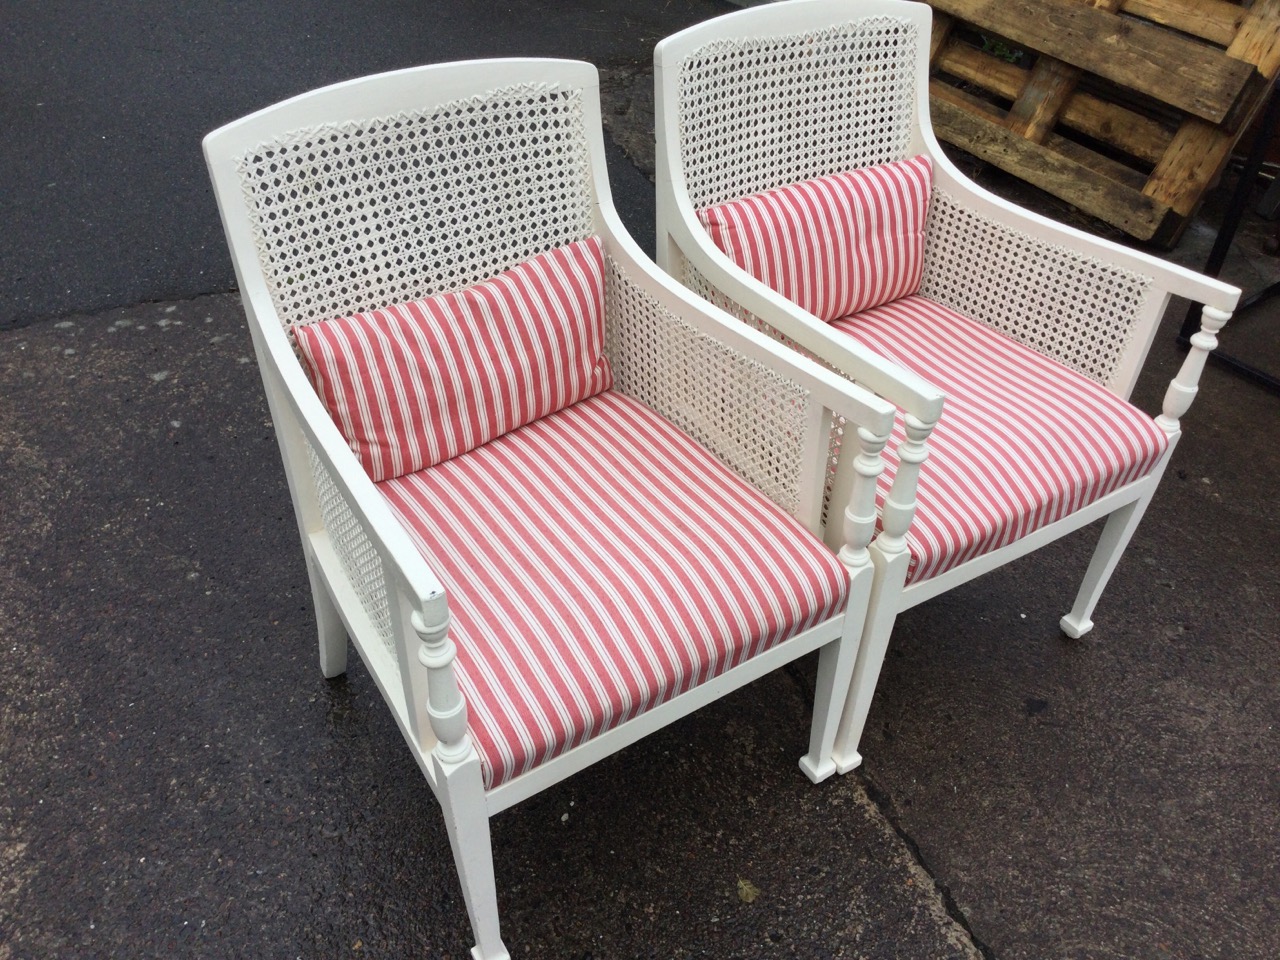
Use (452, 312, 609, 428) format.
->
(832, 545, 912, 774)
(879, 414, 935, 554)
(305, 550, 348, 678)
(205, 57, 884, 957)
(1157, 306, 1232, 433)
(801, 563, 874, 782)
(836, 425, 891, 566)
(796, 403, 833, 538)
(434, 751, 510, 960)
(652, 0, 1243, 770)
(413, 608, 473, 764)
(1059, 478, 1162, 639)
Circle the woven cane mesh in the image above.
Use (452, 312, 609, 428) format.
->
(307, 441, 398, 673)
(677, 250, 846, 526)
(680, 254, 805, 352)
(235, 83, 594, 329)
(921, 189, 1153, 388)
(604, 256, 809, 515)
(676, 18, 919, 211)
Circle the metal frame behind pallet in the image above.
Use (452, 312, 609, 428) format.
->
(1179, 91, 1280, 395)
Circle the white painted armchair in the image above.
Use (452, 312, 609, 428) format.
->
(203, 59, 897, 960)
(654, 0, 1239, 772)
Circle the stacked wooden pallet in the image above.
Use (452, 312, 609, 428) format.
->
(926, 0, 1280, 245)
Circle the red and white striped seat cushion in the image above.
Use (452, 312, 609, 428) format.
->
(377, 390, 849, 790)
(295, 237, 611, 482)
(831, 296, 1169, 584)
(697, 156, 932, 321)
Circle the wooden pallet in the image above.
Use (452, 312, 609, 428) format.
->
(926, 0, 1280, 246)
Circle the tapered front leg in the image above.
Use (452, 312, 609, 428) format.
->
(1060, 492, 1153, 639)
(434, 751, 509, 960)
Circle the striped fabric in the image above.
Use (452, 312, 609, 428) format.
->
(294, 237, 611, 482)
(697, 156, 932, 321)
(831, 296, 1169, 585)
(378, 390, 849, 790)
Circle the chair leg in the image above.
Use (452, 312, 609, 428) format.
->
(306, 553, 347, 678)
(433, 751, 511, 960)
(800, 563, 873, 783)
(830, 548, 911, 774)
(1060, 489, 1156, 639)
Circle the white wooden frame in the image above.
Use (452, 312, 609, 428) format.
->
(204, 59, 900, 960)
(653, 0, 1240, 773)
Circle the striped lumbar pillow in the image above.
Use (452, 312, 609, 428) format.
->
(294, 237, 612, 482)
(697, 155, 932, 321)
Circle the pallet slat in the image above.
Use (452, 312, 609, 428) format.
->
(1005, 0, 1121, 144)
(929, 0, 1258, 125)
(925, 0, 1280, 245)
(1119, 0, 1245, 47)
(931, 87, 1169, 239)
(933, 41, 1172, 164)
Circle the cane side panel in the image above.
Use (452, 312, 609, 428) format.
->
(604, 257, 809, 517)
(307, 441, 398, 673)
(674, 251, 850, 527)
(920, 189, 1153, 388)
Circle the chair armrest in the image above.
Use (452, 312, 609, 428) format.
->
(930, 159, 1240, 310)
(603, 217, 896, 432)
(660, 204, 946, 425)
(250, 297, 446, 612)
(240, 286, 469, 765)
(597, 202, 903, 551)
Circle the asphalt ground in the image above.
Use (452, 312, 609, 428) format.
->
(3, 1, 1279, 958)
(0, 0, 727, 331)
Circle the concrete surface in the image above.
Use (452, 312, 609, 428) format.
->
(3, 3, 1279, 959)
(0, 298, 979, 958)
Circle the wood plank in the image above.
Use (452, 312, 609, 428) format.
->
(936, 42, 1171, 163)
(1060, 86, 1172, 165)
(931, 80, 1005, 121)
(1045, 131, 1149, 192)
(929, 11, 954, 63)
(935, 40, 1026, 100)
(1006, 56, 1083, 142)
(1220, 0, 1280, 74)
(1143, 118, 1234, 219)
(1005, 0, 1122, 143)
(1144, 2, 1280, 217)
(1119, 0, 1244, 48)
(930, 90, 1169, 238)
(927, 0, 1257, 123)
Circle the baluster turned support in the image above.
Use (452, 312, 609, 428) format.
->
(1157, 306, 1231, 435)
(831, 415, 934, 775)
(878, 414, 934, 556)
(838, 425, 892, 572)
(411, 608, 472, 763)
